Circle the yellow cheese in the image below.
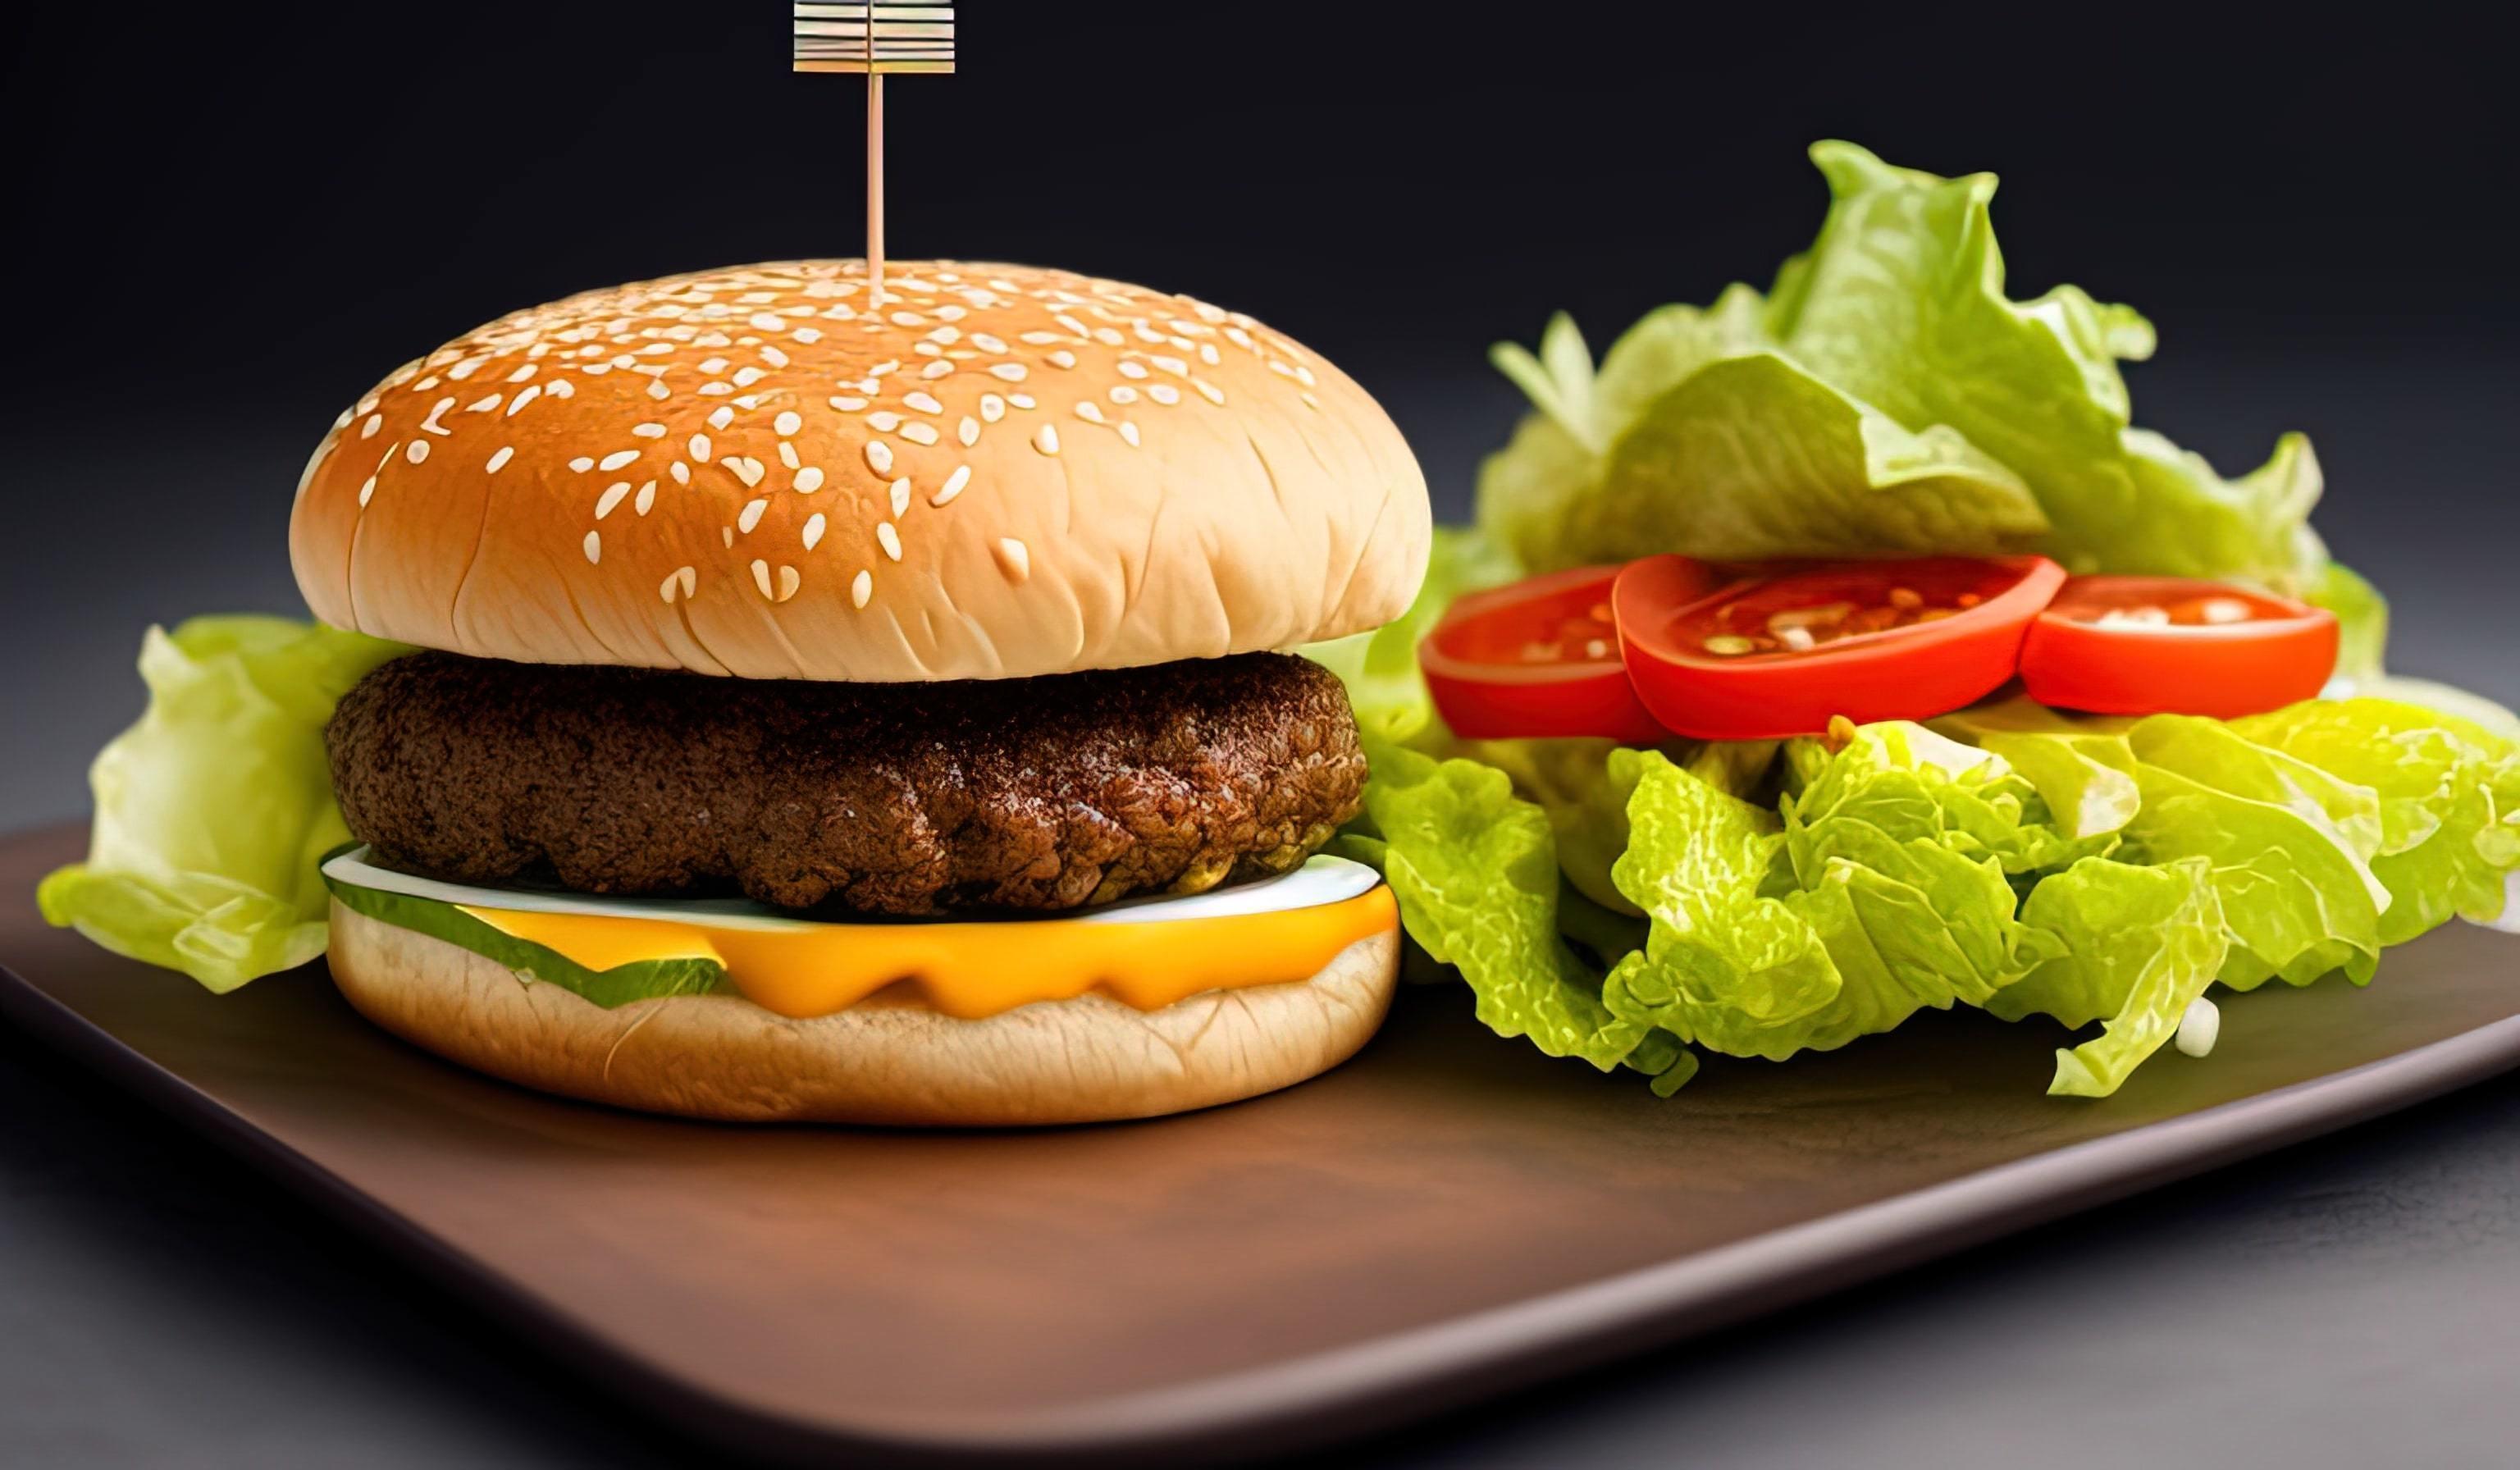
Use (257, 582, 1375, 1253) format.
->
(458, 887, 1398, 1020)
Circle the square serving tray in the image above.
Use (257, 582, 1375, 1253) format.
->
(4, 822, 2516, 1466)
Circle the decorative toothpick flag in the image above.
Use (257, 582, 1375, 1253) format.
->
(792, 3, 956, 303)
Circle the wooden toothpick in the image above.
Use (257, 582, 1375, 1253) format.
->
(793, 3, 956, 304)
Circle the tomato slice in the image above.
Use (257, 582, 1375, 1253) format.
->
(1419, 564, 1703, 743)
(1614, 555, 2067, 739)
(2018, 575, 2338, 718)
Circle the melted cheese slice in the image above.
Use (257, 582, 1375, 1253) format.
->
(322, 851, 1395, 1020)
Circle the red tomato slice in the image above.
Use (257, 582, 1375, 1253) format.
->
(1420, 564, 1703, 743)
(2019, 575, 2338, 718)
(1614, 555, 2067, 739)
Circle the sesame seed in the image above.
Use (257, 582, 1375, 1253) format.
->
(689, 433, 711, 462)
(994, 537, 1031, 582)
(989, 363, 1028, 381)
(865, 441, 895, 473)
(905, 391, 943, 415)
(646, 381, 671, 400)
(485, 445, 516, 473)
(970, 333, 1007, 353)
(1119, 422, 1142, 447)
(877, 523, 902, 561)
(792, 465, 826, 493)
(774, 409, 802, 436)
(358, 475, 378, 506)
(777, 441, 800, 470)
(1153, 355, 1189, 376)
(506, 363, 538, 383)
(958, 416, 979, 446)
(545, 379, 575, 399)
(635, 481, 656, 514)
(889, 477, 911, 516)
(751, 559, 774, 599)
(407, 441, 431, 464)
(1009, 393, 1037, 409)
(979, 394, 1006, 422)
(506, 385, 541, 415)
(732, 366, 765, 387)
(568, 456, 595, 473)
(727, 456, 765, 488)
(596, 482, 631, 518)
(699, 382, 733, 396)
(632, 422, 668, 438)
(1034, 423, 1061, 455)
(1048, 349, 1078, 369)
(829, 396, 867, 411)
(1194, 379, 1226, 404)
(932, 465, 971, 505)
(867, 410, 902, 431)
(707, 405, 735, 430)
(1075, 401, 1107, 424)
(659, 573, 682, 605)
(599, 449, 640, 472)
(1094, 327, 1126, 347)
(851, 569, 873, 608)
(699, 357, 728, 375)
(1301, 390, 1321, 410)
(802, 513, 827, 550)
(738, 498, 769, 533)
(748, 313, 783, 331)
(1110, 386, 1139, 404)
(791, 326, 823, 344)
(583, 531, 602, 564)
(920, 360, 955, 379)
(669, 460, 691, 486)
(900, 422, 940, 445)
(777, 565, 801, 602)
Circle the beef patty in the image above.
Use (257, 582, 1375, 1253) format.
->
(325, 651, 1367, 915)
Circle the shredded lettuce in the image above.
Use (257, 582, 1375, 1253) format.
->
(39, 617, 408, 991)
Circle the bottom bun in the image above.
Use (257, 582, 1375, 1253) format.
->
(325, 899, 1400, 1125)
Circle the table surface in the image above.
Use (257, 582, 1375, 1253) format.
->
(3, 366, 2517, 1468)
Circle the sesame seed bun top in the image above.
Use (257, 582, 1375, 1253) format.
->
(290, 261, 1430, 682)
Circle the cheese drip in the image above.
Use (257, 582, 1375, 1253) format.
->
(458, 888, 1397, 1020)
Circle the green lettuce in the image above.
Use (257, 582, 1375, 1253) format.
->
(1477, 140, 2341, 646)
(1605, 732, 2067, 1079)
(1999, 857, 2228, 1096)
(39, 617, 409, 991)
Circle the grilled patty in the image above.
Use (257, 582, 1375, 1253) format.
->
(326, 651, 1367, 915)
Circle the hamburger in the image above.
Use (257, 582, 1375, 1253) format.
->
(287, 260, 1431, 1125)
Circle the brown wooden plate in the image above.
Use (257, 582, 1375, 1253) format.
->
(4, 820, 2516, 1466)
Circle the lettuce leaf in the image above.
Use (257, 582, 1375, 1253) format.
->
(2234, 700, 2520, 943)
(1357, 738, 1673, 1078)
(1476, 140, 2341, 646)
(1604, 735, 2065, 1074)
(39, 617, 409, 991)
(2000, 856, 2228, 1097)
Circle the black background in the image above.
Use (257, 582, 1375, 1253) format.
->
(4, 6, 2518, 1468)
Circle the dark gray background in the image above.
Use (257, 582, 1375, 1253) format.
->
(4, 3, 2517, 1466)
